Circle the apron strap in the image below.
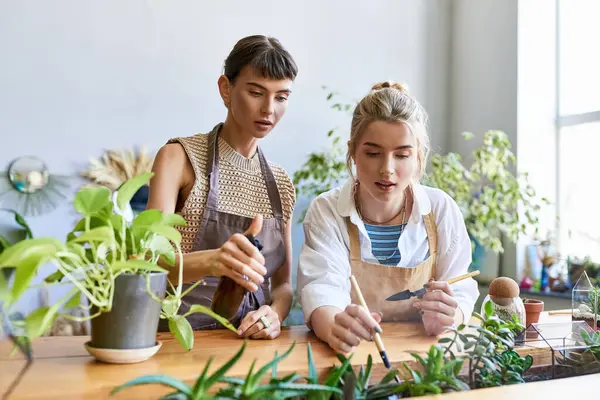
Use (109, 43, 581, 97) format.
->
(345, 217, 362, 262)
(257, 148, 284, 219)
(422, 212, 438, 279)
(205, 125, 221, 211)
(204, 123, 283, 218)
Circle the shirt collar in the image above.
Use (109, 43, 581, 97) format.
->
(337, 178, 431, 224)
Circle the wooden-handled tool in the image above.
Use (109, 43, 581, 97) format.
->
(349, 275, 400, 383)
(385, 270, 481, 301)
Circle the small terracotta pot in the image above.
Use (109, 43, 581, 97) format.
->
(524, 299, 544, 326)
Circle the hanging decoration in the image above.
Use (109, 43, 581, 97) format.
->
(80, 146, 155, 212)
(0, 156, 71, 216)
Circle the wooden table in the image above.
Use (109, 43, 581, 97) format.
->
(0, 311, 592, 399)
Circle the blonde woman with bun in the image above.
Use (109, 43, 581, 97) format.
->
(296, 81, 479, 354)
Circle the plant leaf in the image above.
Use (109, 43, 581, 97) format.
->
(116, 173, 153, 212)
(169, 315, 194, 351)
(145, 236, 175, 266)
(11, 211, 33, 239)
(25, 306, 52, 338)
(0, 235, 10, 253)
(163, 214, 187, 227)
(324, 353, 352, 387)
(111, 374, 192, 396)
(0, 237, 63, 268)
(307, 342, 318, 383)
(249, 342, 296, 389)
(64, 292, 81, 309)
(147, 224, 181, 246)
(44, 270, 65, 284)
(73, 187, 112, 217)
(204, 341, 247, 389)
(184, 304, 237, 333)
(484, 300, 494, 318)
(132, 209, 163, 232)
(71, 226, 114, 244)
(72, 216, 109, 233)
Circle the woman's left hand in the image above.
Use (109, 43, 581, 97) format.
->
(413, 280, 460, 336)
(237, 305, 282, 340)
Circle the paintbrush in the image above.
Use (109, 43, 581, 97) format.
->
(349, 275, 400, 383)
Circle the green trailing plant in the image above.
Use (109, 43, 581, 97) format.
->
(293, 89, 549, 253)
(0, 173, 235, 351)
(0, 209, 33, 254)
(0, 209, 34, 351)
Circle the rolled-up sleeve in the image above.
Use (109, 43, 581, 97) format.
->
(435, 195, 480, 324)
(296, 201, 351, 327)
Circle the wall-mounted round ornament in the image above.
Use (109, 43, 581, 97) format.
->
(0, 156, 71, 216)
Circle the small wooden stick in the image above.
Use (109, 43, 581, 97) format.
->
(446, 270, 480, 285)
(548, 310, 572, 315)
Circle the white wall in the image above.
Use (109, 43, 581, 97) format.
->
(0, 0, 453, 313)
(450, 0, 519, 283)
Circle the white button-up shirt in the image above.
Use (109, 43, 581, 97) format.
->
(296, 178, 480, 326)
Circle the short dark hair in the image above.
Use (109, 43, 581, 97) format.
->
(223, 35, 298, 83)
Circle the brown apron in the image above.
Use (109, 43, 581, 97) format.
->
(346, 212, 438, 322)
(165, 124, 286, 330)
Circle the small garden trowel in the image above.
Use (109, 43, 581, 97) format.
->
(385, 270, 480, 301)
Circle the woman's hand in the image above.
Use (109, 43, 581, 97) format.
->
(327, 305, 383, 354)
(237, 305, 281, 340)
(209, 215, 267, 292)
(413, 279, 460, 336)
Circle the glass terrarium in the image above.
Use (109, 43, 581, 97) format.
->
(515, 321, 600, 381)
(480, 295, 526, 326)
(572, 271, 599, 330)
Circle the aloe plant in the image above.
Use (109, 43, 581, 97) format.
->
(302, 342, 348, 400)
(112, 341, 248, 399)
(216, 342, 342, 399)
(0, 173, 235, 350)
(333, 353, 402, 400)
(113, 341, 342, 400)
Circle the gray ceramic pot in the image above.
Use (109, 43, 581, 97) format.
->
(90, 272, 167, 349)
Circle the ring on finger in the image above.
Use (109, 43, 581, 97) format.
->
(259, 315, 271, 329)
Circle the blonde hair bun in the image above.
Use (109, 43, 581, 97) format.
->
(371, 81, 409, 94)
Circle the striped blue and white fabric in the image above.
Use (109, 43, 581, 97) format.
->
(364, 223, 407, 266)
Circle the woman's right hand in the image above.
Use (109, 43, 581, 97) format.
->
(327, 304, 383, 354)
(209, 215, 267, 292)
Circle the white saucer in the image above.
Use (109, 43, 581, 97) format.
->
(84, 340, 162, 364)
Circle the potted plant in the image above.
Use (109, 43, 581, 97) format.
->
(0, 173, 235, 363)
(293, 90, 549, 263)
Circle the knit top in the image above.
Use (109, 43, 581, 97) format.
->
(167, 132, 296, 253)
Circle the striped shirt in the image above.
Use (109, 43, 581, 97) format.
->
(364, 223, 407, 266)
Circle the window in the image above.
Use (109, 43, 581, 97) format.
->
(557, 0, 600, 261)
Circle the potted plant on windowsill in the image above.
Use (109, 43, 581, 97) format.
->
(0, 173, 235, 363)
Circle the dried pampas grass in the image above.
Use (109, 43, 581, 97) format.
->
(81, 146, 155, 190)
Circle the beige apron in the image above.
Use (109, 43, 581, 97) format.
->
(346, 212, 438, 322)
